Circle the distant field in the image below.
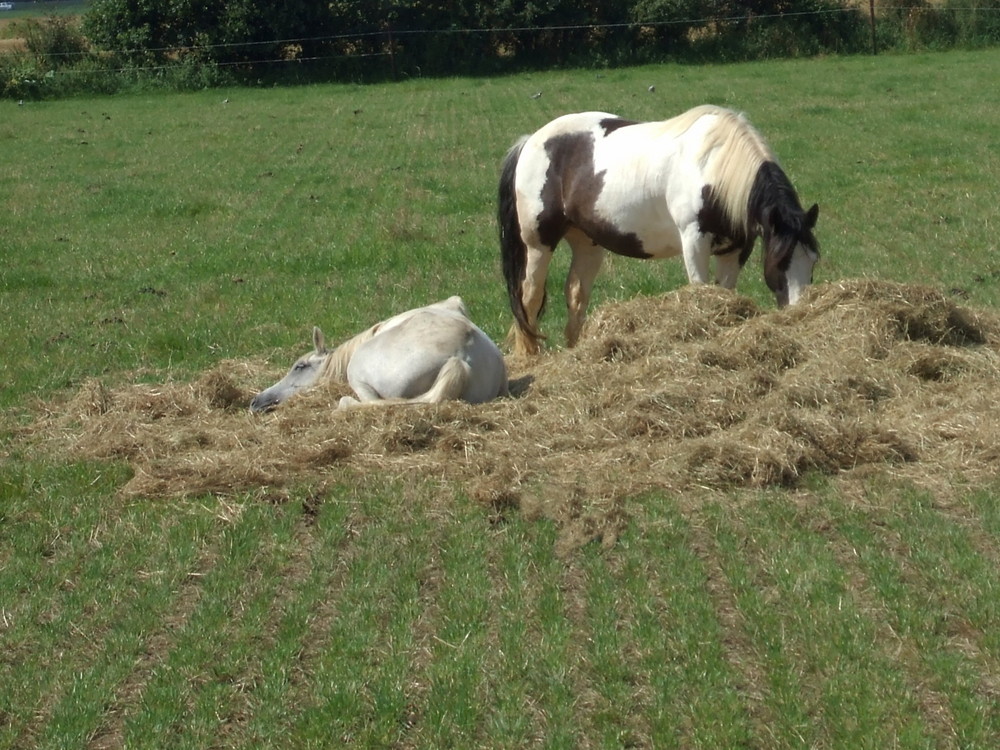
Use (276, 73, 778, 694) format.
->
(0, 0, 87, 19)
(0, 0, 86, 51)
(2, 49, 1000, 749)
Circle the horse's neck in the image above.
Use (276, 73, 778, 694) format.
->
(320, 324, 381, 382)
(749, 162, 798, 226)
(696, 113, 773, 238)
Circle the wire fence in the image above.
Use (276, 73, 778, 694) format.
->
(4, 5, 1000, 92)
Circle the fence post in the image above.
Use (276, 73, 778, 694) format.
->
(869, 0, 878, 54)
(387, 24, 398, 79)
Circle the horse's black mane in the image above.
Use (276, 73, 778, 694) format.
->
(698, 159, 818, 291)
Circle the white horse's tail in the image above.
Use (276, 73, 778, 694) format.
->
(411, 356, 470, 403)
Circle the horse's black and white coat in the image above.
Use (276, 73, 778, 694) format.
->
(498, 105, 820, 355)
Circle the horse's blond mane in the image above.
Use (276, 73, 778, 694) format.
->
(318, 323, 382, 382)
(664, 105, 775, 234)
(313, 298, 471, 385)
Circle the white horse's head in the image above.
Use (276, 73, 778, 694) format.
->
(250, 326, 330, 413)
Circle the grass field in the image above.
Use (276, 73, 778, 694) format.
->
(2, 49, 1000, 748)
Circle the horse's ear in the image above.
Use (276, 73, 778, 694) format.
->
(312, 326, 326, 353)
(805, 203, 819, 229)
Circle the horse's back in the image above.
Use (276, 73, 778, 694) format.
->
(375, 296, 469, 336)
(529, 111, 619, 140)
(524, 107, 744, 169)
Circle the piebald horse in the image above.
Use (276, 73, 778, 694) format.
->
(498, 105, 820, 355)
(250, 296, 508, 412)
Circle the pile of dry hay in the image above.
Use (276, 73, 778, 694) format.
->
(25, 279, 1000, 544)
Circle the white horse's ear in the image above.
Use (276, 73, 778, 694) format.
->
(312, 326, 326, 353)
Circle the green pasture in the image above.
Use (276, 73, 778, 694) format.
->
(2, 49, 1000, 748)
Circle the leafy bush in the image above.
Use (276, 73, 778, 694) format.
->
(946, 0, 1000, 46)
(0, 55, 47, 100)
(3, 0, 1000, 98)
(874, 0, 1000, 50)
(0, 16, 95, 99)
(23, 15, 89, 70)
(684, 1, 870, 61)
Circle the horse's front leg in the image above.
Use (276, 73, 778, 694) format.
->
(564, 232, 605, 348)
(714, 249, 742, 289)
(338, 396, 362, 409)
(347, 381, 382, 404)
(680, 226, 712, 285)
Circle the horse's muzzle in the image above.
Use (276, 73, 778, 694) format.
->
(249, 393, 278, 413)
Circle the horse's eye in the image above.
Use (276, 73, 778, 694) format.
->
(294, 362, 309, 371)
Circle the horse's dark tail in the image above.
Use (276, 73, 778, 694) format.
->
(497, 136, 542, 352)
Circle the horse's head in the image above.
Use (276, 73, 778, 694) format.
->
(250, 326, 330, 413)
(762, 202, 819, 307)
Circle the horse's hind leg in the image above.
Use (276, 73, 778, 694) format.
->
(510, 244, 553, 356)
(412, 357, 470, 403)
(564, 231, 605, 348)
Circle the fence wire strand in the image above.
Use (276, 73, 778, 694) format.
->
(8, 5, 1000, 73)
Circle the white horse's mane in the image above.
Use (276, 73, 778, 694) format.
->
(317, 323, 381, 382)
(664, 105, 775, 235)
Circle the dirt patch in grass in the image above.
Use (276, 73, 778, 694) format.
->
(22, 279, 1000, 547)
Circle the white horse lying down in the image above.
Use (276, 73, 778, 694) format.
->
(250, 296, 508, 412)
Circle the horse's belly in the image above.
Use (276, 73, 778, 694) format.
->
(579, 169, 680, 257)
(349, 350, 443, 400)
(634, 230, 683, 259)
(587, 203, 683, 260)
(350, 348, 502, 402)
